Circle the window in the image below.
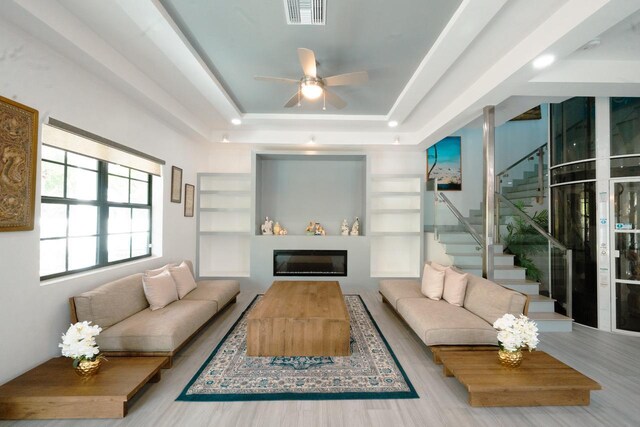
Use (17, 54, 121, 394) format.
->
(40, 145, 152, 279)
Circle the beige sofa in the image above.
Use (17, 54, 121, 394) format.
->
(379, 265, 528, 363)
(69, 261, 239, 367)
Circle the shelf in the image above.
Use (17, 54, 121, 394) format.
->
(199, 231, 251, 235)
(370, 209, 421, 214)
(199, 190, 251, 195)
(200, 208, 250, 212)
(369, 231, 421, 236)
(199, 271, 250, 278)
(370, 191, 421, 196)
(371, 271, 420, 278)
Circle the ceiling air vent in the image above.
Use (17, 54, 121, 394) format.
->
(284, 0, 326, 25)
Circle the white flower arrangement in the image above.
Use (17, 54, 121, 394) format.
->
(492, 313, 539, 353)
(59, 321, 104, 367)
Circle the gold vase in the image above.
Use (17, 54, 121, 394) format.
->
(74, 358, 102, 378)
(498, 349, 523, 368)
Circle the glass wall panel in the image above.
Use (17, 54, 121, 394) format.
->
(551, 97, 596, 166)
(550, 161, 595, 185)
(551, 182, 597, 327)
(611, 156, 640, 178)
(611, 97, 640, 156)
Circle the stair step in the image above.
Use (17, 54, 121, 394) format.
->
(494, 253, 515, 266)
(527, 294, 556, 312)
(500, 189, 546, 199)
(454, 265, 482, 276)
(496, 279, 540, 295)
(493, 265, 526, 280)
(503, 181, 547, 192)
(443, 243, 482, 254)
(450, 254, 482, 265)
(528, 312, 573, 332)
(438, 232, 477, 244)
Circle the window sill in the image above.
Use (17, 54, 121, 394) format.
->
(40, 255, 162, 287)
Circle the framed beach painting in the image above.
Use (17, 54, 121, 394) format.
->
(427, 136, 462, 191)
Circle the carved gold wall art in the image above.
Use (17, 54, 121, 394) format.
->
(0, 96, 39, 231)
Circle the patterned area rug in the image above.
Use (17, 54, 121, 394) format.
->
(177, 295, 418, 401)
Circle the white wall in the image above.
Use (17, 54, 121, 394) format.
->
(0, 19, 207, 383)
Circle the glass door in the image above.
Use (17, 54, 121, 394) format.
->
(611, 179, 640, 335)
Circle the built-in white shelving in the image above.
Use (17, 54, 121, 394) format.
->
(369, 175, 423, 278)
(197, 173, 251, 278)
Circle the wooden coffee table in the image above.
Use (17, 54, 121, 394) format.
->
(438, 350, 601, 407)
(0, 356, 167, 419)
(246, 281, 351, 357)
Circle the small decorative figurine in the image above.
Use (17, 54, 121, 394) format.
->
(314, 223, 326, 236)
(279, 228, 288, 235)
(341, 219, 350, 236)
(305, 221, 316, 235)
(350, 217, 360, 236)
(261, 217, 273, 235)
(273, 222, 282, 235)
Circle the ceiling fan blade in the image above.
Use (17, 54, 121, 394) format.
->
(297, 48, 317, 77)
(323, 71, 369, 86)
(324, 89, 347, 110)
(284, 91, 300, 108)
(254, 76, 299, 84)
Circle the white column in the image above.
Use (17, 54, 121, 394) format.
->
(595, 97, 611, 331)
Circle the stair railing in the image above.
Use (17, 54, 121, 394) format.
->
(496, 143, 547, 204)
(434, 180, 484, 249)
(495, 193, 572, 317)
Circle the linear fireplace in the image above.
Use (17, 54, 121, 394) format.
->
(273, 250, 347, 277)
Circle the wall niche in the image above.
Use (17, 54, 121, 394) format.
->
(254, 153, 366, 236)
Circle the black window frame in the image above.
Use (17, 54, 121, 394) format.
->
(40, 146, 153, 280)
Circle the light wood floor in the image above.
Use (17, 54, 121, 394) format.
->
(2, 289, 640, 427)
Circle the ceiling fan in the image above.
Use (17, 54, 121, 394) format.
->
(254, 48, 368, 110)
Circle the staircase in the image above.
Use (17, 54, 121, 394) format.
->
(435, 154, 573, 332)
(438, 230, 572, 332)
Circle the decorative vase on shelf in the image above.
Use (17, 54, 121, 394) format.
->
(273, 222, 282, 235)
(74, 358, 102, 378)
(497, 349, 523, 368)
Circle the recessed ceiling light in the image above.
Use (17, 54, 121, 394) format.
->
(393, 137, 399, 145)
(307, 136, 316, 145)
(533, 54, 555, 69)
(231, 118, 242, 125)
(581, 39, 601, 50)
(222, 134, 229, 143)
(388, 120, 398, 128)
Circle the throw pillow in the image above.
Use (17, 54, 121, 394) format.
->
(142, 270, 178, 310)
(421, 263, 445, 300)
(430, 261, 449, 271)
(169, 261, 198, 299)
(442, 268, 468, 307)
(145, 263, 177, 277)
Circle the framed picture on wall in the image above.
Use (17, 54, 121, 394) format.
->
(184, 184, 195, 217)
(0, 95, 39, 231)
(171, 166, 182, 203)
(427, 136, 462, 191)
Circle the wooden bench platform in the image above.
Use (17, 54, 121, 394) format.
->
(438, 350, 601, 407)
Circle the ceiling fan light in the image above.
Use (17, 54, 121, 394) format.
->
(301, 81, 323, 99)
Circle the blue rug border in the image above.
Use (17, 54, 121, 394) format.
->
(176, 294, 418, 402)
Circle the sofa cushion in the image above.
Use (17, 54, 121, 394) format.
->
(442, 269, 468, 307)
(183, 279, 240, 310)
(96, 300, 217, 352)
(169, 262, 198, 299)
(397, 298, 498, 346)
(421, 264, 445, 300)
(145, 263, 177, 277)
(379, 279, 423, 310)
(464, 274, 528, 324)
(143, 270, 179, 311)
(73, 273, 148, 328)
